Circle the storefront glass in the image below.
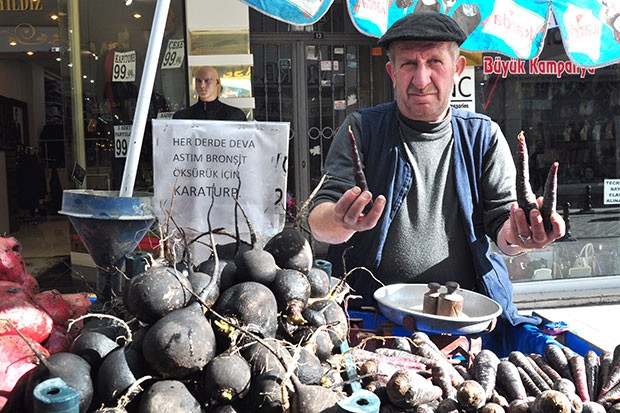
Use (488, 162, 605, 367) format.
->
(476, 28, 620, 295)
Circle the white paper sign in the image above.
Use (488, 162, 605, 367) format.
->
(604, 179, 620, 205)
(451, 67, 476, 112)
(152, 120, 290, 257)
(113, 50, 137, 82)
(161, 38, 185, 69)
(113, 125, 132, 158)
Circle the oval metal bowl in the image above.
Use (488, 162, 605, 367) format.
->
(374, 283, 502, 335)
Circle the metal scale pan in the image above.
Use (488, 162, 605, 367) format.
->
(374, 283, 502, 336)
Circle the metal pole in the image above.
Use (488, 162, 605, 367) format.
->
(119, 0, 171, 197)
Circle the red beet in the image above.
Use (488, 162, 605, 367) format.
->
(33, 289, 74, 327)
(0, 236, 39, 295)
(0, 282, 53, 343)
(0, 335, 50, 411)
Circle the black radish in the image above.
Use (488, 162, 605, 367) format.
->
(212, 281, 279, 348)
(187, 270, 220, 308)
(289, 345, 323, 385)
(289, 373, 344, 413)
(137, 380, 202, 413)
(250, 371, 289, 413)
(203, 352, 252, 406)
(304, 299, 348, 348)
(270, 269, 311, 325)
(24, 352, 94, 413)
(264, 227, 314, 275)
(124, 266, 192, 324)
(142, 302, 217, 379)
(306, 266, 331, 299)
(95, 330, 151, 407)
(195, 256, 239, 292)
(70, 330, 120, 372)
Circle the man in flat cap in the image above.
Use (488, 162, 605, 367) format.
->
(308, 12, 565, 327)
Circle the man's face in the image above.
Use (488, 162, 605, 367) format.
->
(194, 67, 219, 102)
(385, 41, 466, 122)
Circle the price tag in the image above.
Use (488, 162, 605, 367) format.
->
(161, 38, 184, 69)
(112, 51, 137, 82)
(114, 125, 132, 158)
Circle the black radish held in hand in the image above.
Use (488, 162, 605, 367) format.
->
(137, 380, 202, 413)
(264, 227, 314, 275)
(24, 352, 94, 413)
(541, 161, 559, 232)
(142, 302, 217, 379)
(348, 125, 369, 192)
(270, 268, 311, 325)
(123, 266, 192, 325)
(203, 352, 252, 406)
(516, 131, 539, 224)
(472, 349, 501, 401)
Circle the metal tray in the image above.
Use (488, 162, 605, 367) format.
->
(374, 283, 502, 335)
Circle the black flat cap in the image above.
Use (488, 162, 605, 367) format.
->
(378, 11, 467, 48)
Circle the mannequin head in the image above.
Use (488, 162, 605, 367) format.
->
(194, 66, 221, 102)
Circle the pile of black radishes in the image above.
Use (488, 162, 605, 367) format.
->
(9, 226, 356, 412)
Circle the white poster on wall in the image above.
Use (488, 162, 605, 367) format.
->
(152, 120, 290, 260)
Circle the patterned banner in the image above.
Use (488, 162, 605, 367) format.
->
(239, 0, 620, 68)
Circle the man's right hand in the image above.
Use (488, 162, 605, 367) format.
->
(308, 186, 386, 244)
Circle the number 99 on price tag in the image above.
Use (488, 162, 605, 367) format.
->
(114, 125, 132, 158)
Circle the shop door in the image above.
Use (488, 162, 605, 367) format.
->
(251, 38, 389, 219)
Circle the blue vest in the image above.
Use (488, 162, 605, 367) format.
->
(327, 101, 539, 326)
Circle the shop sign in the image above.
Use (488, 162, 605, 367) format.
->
(0, 0, 43, 11)
(604, 179, 620, 205)
(451, 66, 475, 112)
(483, 56, 596, 78)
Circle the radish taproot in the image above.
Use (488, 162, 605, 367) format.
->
(123, 265, 192, 325)
(264, 227, 314, 275)
(515, 131, 539, 224)
(138, 380, 202, 412)
(142, 302, 217, 379)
